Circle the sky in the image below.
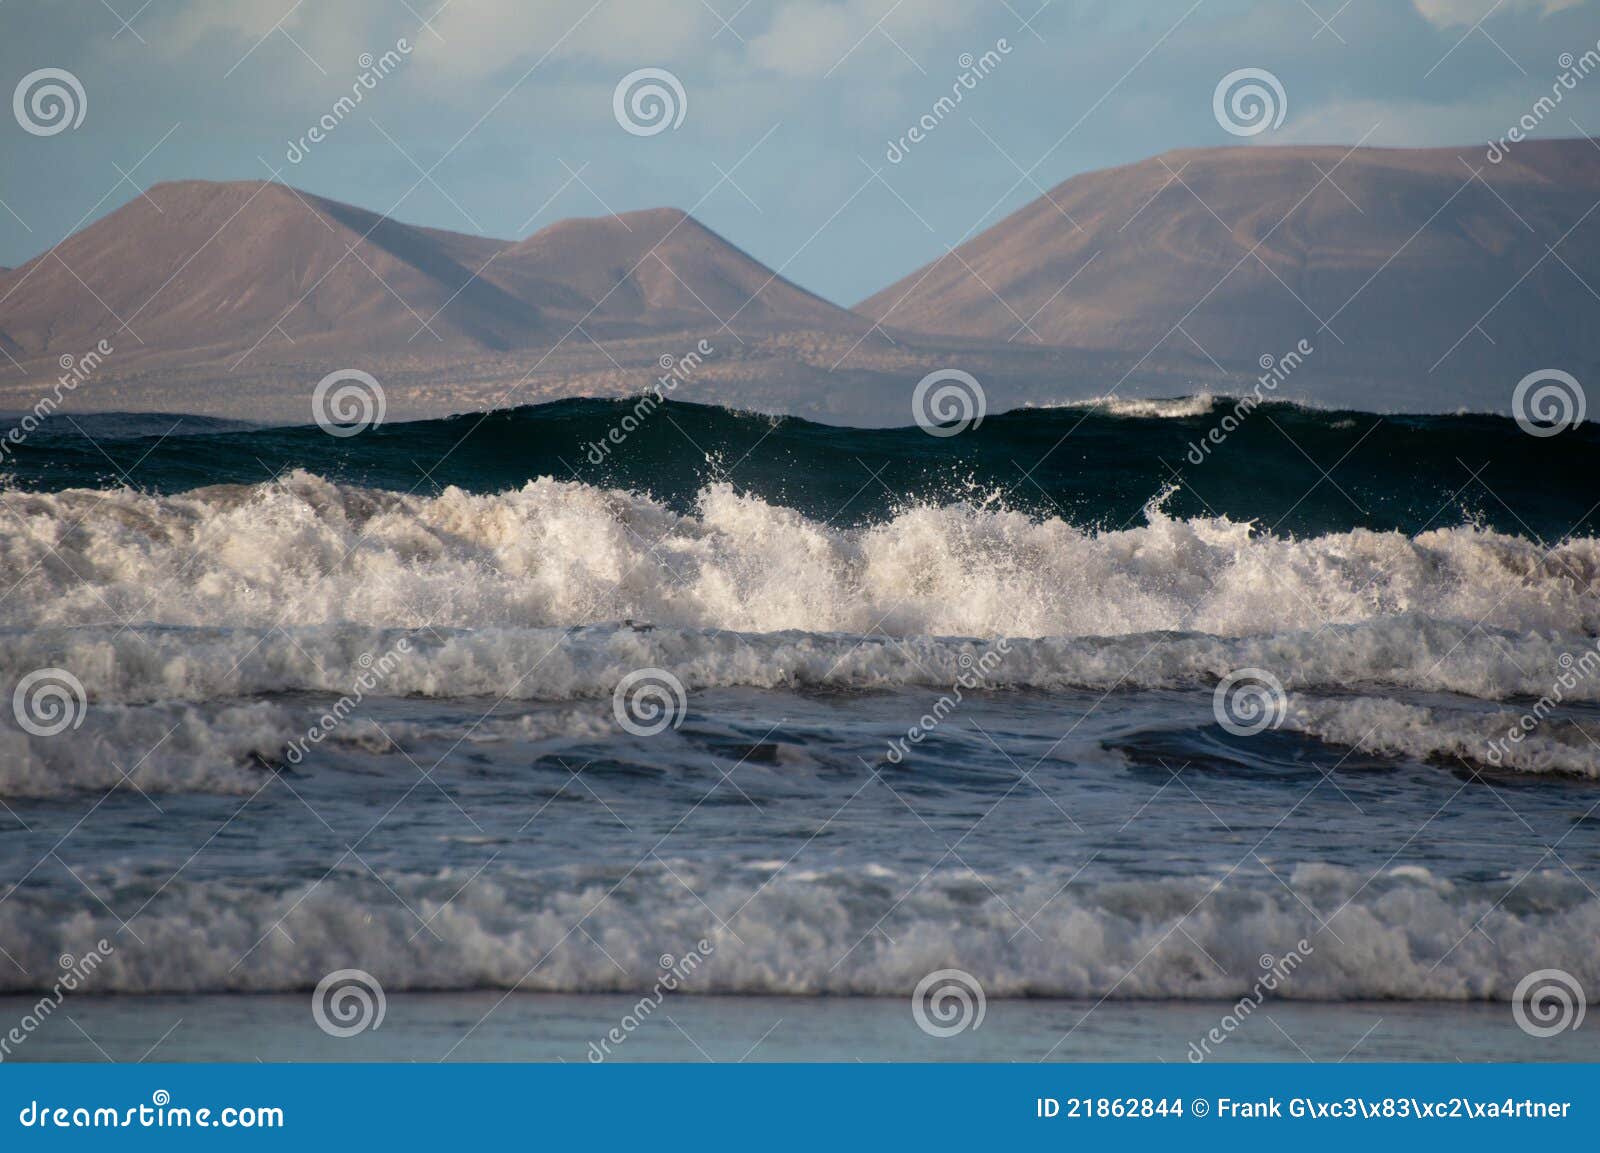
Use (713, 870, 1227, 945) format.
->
(2, 0, 1599, 305)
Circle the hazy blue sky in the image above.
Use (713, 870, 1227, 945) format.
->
(3, 0, 1599, 304)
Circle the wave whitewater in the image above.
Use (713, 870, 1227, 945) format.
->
(0, 861, 1593, 1000)
(4, 471, 1597, 639)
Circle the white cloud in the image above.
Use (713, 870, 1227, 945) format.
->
(747, 0, 985, 78)
(1411, 0, 1587, 29)
(146, 0, 716, 78)
(422, 0, 715, 77)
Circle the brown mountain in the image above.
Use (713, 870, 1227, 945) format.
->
(858, 140, 1600, 392)
(0, 181, 860, 373)
(485, 207, 849, 332)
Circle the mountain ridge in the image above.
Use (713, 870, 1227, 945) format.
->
(858, 138, 1600, 386)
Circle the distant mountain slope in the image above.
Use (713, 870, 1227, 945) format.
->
(858, 140, 1600, 389)
(0, 181, 531, 361)
(0, 181, 859, 372)
(482, 207, 855, 332)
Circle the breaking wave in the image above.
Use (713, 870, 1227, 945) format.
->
(1, 861, 1593, 999)
(3, 472, 1597, 640)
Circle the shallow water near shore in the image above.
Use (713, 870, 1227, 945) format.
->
(4, 992, 1595, 1063)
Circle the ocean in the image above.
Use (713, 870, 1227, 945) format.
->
(1, 396, 1597, 1061)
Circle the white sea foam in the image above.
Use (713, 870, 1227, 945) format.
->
(1025, 394, 1220, 417)
(0, 702, 288, 797)
(0, 617, 1592, 709)
(1, 861, 1592, 999)
(1287, 695, 1600, 778)
(2, 472, 1596, 640)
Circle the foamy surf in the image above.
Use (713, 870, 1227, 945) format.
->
(1, 401, 1594, 1016)
(3, 472, 1596, 637)
(1, 860, 1593, 1000)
